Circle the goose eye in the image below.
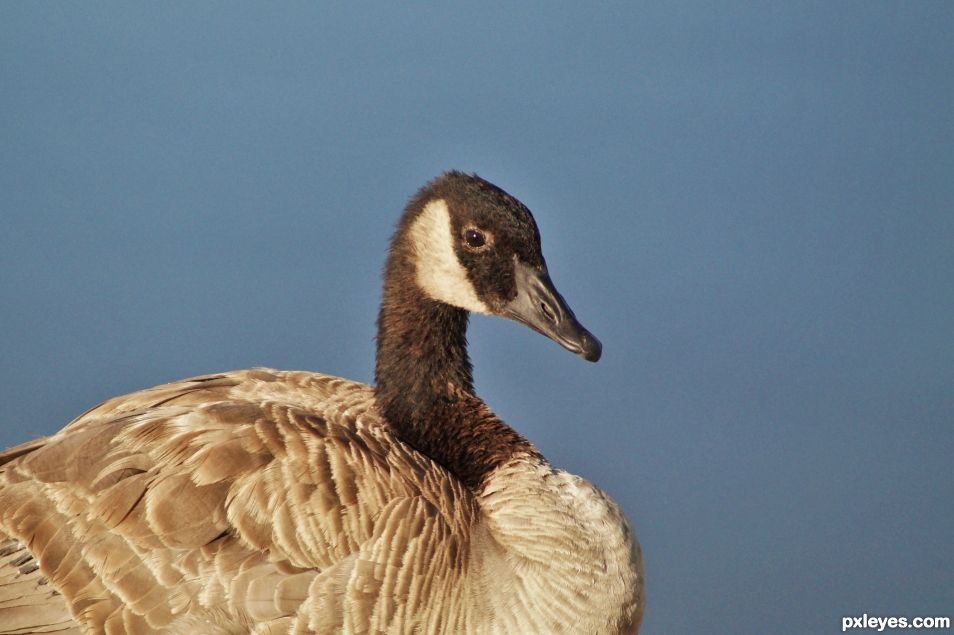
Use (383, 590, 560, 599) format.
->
(463, 228, 487, 250)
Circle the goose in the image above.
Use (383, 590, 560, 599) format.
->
(0, 171, 644, 634)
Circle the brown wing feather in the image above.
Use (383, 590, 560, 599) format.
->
(0, 540, 80, 634)
(0, 369, 479, 634)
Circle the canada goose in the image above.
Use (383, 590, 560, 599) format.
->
(0, 172, 644, 634)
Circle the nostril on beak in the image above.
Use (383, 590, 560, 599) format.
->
(540, 302, 556, 323)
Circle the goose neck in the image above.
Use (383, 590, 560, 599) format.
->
(374, 271, 539, 490)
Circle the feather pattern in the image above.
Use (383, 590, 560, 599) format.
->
(1, 370, 641, 633)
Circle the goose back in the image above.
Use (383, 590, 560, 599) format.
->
(1, 370, 483, 633)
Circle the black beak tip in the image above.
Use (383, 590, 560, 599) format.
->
(580, 332, 602, 362)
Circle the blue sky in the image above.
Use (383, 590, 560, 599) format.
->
(2, 3, 952, 633)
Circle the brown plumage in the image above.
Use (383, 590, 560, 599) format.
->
(0, 172, 643, 634)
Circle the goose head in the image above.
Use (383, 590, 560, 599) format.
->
(394, 171, 602, 362)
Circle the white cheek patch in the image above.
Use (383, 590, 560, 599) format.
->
(409, 199, 491, 314)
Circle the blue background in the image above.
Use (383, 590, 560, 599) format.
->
(2, 4, 952, 633)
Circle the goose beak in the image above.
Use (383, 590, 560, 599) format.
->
(501, 260, 602, 362)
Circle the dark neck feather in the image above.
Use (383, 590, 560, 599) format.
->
(374, 250, 540, 490)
